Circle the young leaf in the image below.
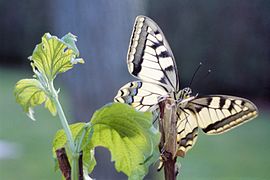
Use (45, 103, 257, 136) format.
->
(14, 33, 83, 120)
(14, 79, 56, 120)
(52, 123, 96, 177)
(30, 33, 84, 81)
(90, 103, 160, 180)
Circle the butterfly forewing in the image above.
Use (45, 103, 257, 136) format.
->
(127, 16, 179, 92)
(187, 95, 258, 134)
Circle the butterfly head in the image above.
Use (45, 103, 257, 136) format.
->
(181, 87, 192, 99)
(175, 87, 197, 108)
(175, 87, 193, 107)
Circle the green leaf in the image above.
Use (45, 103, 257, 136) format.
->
(14, 33, 84, 120)
(52, 123, 96, 175)
(14, 79, 56, 120)
(52, 103, 160, 179)
(29, 32, 84, 81)
(90, 103, 160, 180)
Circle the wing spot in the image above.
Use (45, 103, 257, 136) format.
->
(134, 34, 140, 41)
(209, 97, 220, 108)
(223, 99, 231, 109)
(136, 28, 142, 34)
(156, 33, 163, 41)
(137, 17, 145, 22)
(147, 26, 153, 33)
(235, 100, 243, 106)
(156, 45, 167, 54)
(129, 54, 134, 61)
(137, 22, 144, 28)
(229, 121, 236, 126)
(133, 41, 138, 48)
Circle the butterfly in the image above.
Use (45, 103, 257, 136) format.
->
(114, 15, 258, 159)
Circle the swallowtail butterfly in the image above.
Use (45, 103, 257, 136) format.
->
(114, 15, 258, 159)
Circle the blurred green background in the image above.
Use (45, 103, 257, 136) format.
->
(0, 0, 270, 179)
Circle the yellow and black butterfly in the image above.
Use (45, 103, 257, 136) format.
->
(114, 15, 258, 158)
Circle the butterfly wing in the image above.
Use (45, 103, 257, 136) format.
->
(176, 108, 198, 157)
(114, 81, 168, 112)
(127, 15, 179, 92)
(175, 95, 258, 156)
(186, 95, 258, 134)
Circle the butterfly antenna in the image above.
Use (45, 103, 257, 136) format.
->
(189, 62, 203, 87)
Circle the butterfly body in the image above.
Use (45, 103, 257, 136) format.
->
(115, 15, 258, 157)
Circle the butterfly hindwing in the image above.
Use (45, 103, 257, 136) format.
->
(187, 95, 258, 134)
(127, 15, 179, 92)
(114, 81, 168, 112)
(176, 108, 198, 157)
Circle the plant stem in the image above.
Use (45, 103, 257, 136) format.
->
(75, 123, 91, 152)
(50, 83, 75, 151)
(159, 99, 178, 180)
(71, 154, 79, 180)
(164, 153, 177, 180)
(49, 81, 79, 180)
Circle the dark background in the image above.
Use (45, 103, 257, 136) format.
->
(1, 1, 270, 116)
(0, 0, 269, 179)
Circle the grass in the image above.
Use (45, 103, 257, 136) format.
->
(0, 67, 269, 180)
